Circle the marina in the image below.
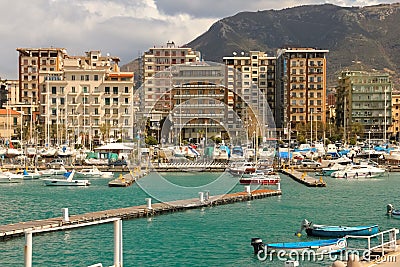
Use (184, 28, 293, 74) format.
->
(1, 171, 400, 266)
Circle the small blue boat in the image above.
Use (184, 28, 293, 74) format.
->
(297, 219, 379, 238)
(251, 237, 346, 255)
(387, 204, 400, 219)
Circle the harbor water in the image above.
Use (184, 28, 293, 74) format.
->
(1, 171, 400, 266)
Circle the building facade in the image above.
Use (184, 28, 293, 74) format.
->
(336, 70, 392, 140)
(16, 48, 135, 146)
(276, 48, 328, 140)
(391, 93, 400, 141)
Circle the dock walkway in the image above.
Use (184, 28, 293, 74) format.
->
(0, 188, 281, 241)
(280, 168, 326, 187)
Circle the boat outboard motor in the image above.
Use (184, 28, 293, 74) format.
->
(296, 219, 311, 236)
(250, 238, 264, 254)
(387, 204, 394, 215)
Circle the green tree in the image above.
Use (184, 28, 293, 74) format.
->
(145, 135, 158, 146)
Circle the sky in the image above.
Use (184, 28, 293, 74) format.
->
(0, 0, 398, 80)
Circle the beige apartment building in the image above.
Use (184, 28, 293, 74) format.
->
(276, 47, 329, 140)
(391, 93, 400, 140)
(16, 48, 135, 146)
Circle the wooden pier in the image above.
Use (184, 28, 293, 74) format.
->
(0, 188, 281, 241)
(280, 168, 326, 187)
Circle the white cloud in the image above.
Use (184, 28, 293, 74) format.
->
(0, 0, 398, 79)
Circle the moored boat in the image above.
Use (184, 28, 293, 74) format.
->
(43, 170, 90, 186)
(0, 170, 24, 183)
(330, 164, 386, 179)
(296, 219, 379, 238)
(387, 204, 400, 219)
(75, 166, 114, 179)
(251, 237, 346, 256)
(239, 170, 280, 185)
(108, 174, 134, 187)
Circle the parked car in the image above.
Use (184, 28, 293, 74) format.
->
(301, 159, 321, 168)
(46, 158, 65, 168)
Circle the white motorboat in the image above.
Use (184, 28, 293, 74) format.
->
(43, 170, 90, 186)
(75, 166, 114, 179)
(321, 157, 353, 176)
(39, 165, 68, 178)
(331, 164, 386, 179)
(228, 161, 256, 176)
(22, 169, 41, 180)
(0, 170, 24, 183)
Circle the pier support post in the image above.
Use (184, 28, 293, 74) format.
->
(114, 219, 122, 267)
(277, 182, 281, 191)
(204, 191, 209, 201)
(146, 198, 153, 210)
(62, 208, 69, 222)
(199, 192, 204, 203)
(244, 186, 251, 195)
(24, 232, 32, 267)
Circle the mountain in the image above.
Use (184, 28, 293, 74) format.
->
(122, 3, 400, 88)
(185, 3, 400, 87)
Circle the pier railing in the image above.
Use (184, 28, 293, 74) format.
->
(345, 228, 399, 261)
(24, 216, 123, 267)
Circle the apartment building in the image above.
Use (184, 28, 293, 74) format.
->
(336, 70, 392, 140)
(16, 48, 135, 145)
(391, 93, 400, 140)
(276, 47, 329, 139)
(222, 51, 276, 139)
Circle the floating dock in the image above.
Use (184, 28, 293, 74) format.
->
(0, 188, 281, 241)
(280, 168, 326, 187)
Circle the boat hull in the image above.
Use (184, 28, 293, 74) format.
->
(43, 179, 90, 186)
(266, 238, 346, 255)
(305, 225, 379, 238)
(239, 176, 280, 185)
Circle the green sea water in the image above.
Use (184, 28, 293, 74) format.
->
(1, 171, 400, 267)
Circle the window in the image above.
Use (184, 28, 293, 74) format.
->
(113, 108, 118, 115)
(113, 98, 118, 105)
(105, 98, 110, 106)
(94, 75, 99, 81)
(72, 86, 76, 93)
(51, 86, 57, 94)
(125, 86, 129, 93)
(105, 87, 110, 94)
(94, 108, 99, 115)
(105, 109, 110, 115)
(94, 97, 99, 104)
(113, 87, 118, 94)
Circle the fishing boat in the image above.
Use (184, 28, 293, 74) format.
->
(330, 164, 386, 179)
(75, 166, 114, 179)
(296, 219, 379, 238)
(239, 170, 280, 185)
(251, 237, 346, 256)
(387, 204, 400, 219)
(108, 174, 134, 187)
(43, 170, 90, 186)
